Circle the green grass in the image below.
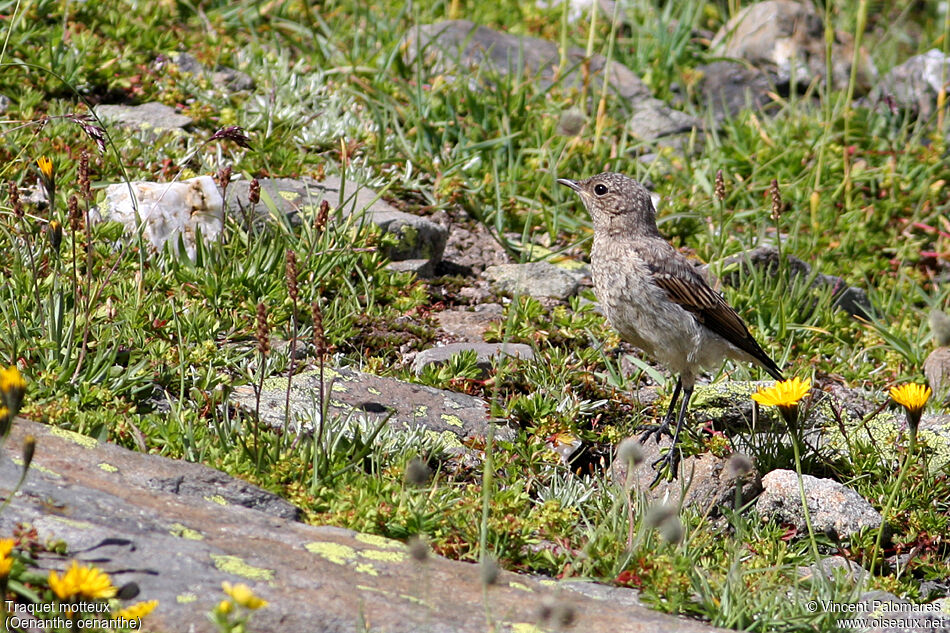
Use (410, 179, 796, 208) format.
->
(2, 0, 950, 630)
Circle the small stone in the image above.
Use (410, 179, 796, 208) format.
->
(755, 469, 883, 539)
(434, 304, 503, 342)
(386, 259, 434, 278)
(95, 102, 192, 130)
(483, 262, 581, 300)
(411, 342, 534, 376)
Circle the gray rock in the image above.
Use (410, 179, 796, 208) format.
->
(228, 177, 448, 266)
(755, 469, 883, 539)
(483, 261, 582, 300)
(710, 0, 876, 94)
(386, 258, 434, 277)
(613, 438, 762, 513)
(95, 101, 192, 130)
(695, 61, 777, 122)
(230, 367, 500, 441)
(798, 555, 868, 585)
(403, 20, 698, 144)
(170, 52, 255, 92)
(1, 419, 732, 633)
(411, 342, 534, 376)
(627, 97, 703, 147)
(871, 49, 950, 121)
(441, 222, 511, 275)
(716, 246, 872, 319)
(434, 303, 504, 342)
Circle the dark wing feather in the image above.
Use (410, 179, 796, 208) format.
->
(645, 250, 784, 380)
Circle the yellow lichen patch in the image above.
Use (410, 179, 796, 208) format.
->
(50, 517, 95, 530)
(359, 549, 408, 563)
(440, 413, 463, 428)
(204, 495, 228, 506)
(507, 581, 533, 592)
(331, 382, 348, 393)
(354, 562, 379, 576)
(414, 405, 428, 418)
(355, 534, 405, 549)
(278, 190, 299, 201)
(537, 579, 559, 588)
(210, 555, 274, 581)
(49, 427, 97, 448)
(305, 541, 356, 565)
(424, 429, 464, 449)
(176, 593, 197, 604)
(510, 623, 546, 633)
(169, 523, 204, 540)
(367, 387, 381, 395)
(98, 462, 118, 472)
(12, 458, 59, 477)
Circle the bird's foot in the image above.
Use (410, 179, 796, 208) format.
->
(637, 421, 673, 444)
(648, 445, 681, 487)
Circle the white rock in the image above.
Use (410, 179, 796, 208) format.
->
(101, 176, 223, 258)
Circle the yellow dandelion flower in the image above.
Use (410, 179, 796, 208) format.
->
(889, 383, 931, 415)
(0, 539, 14, 558)
(48, 560, 117, 600)
(751, 377, 811, 408)
(114, 599, 158, 620)
(0, 366, 25, 416)
(37, 156, 54, 181)
(214, 599, 232, 615)
(222, 581, 267, 610)
(0, 556, 12, 578)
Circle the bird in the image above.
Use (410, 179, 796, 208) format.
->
(558, 172, 784, 481)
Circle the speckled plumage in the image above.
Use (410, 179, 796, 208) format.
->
(559, 172, 784, 480)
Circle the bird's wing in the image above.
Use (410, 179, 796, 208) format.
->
(644, 247, 784, 380)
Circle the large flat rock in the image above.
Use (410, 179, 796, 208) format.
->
(230, 367, 500, 441)
(1, 419, 729, 633)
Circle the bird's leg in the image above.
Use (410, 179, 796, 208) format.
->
(650, 383, 694, 485)
(638, 377, 682, 443)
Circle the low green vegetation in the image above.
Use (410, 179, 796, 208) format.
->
(1, 0, 949, 630)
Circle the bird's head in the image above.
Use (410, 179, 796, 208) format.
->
(557, 172, 659, 236)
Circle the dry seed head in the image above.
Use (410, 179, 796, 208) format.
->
(617, 437, 645, 467)
(248, 179, 260, 205)
(8, 181, 23, 218)
(21, 435, 36, 470)
(78, 150, 92, 202)
(315, 199, 330, 232)
(255, 302, 270, 356)
(285, 250, 299, 303)
(715, 169, 725, 202)
(311, 301, 326, 358)
(480, 555, 500, 586)
(408, 536, 429, 563)
(769, 179, 782, 220)
(725, 453, 755, 479)
(217, 166, 232, 189)
(68, 194, 83, 232)
(405, 457, 430, 486)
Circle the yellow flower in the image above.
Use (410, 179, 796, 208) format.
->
(114, 599, 158, 620)
(0, 366, 25, 415)
(889, 383, 931, 415)
(48, 560, 117, 600)
(215, 599, 232, 615)
(222, 581, 267, 609)
(0, 539, 14, 558)
(0, 556, 12, 578)
(751, 377, 811, 408)
(37, 156, 54, 181)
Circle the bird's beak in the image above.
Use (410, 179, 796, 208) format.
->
(556, 178, 581, 192)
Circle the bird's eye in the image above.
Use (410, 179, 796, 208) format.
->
(593, 184, 608, 196)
